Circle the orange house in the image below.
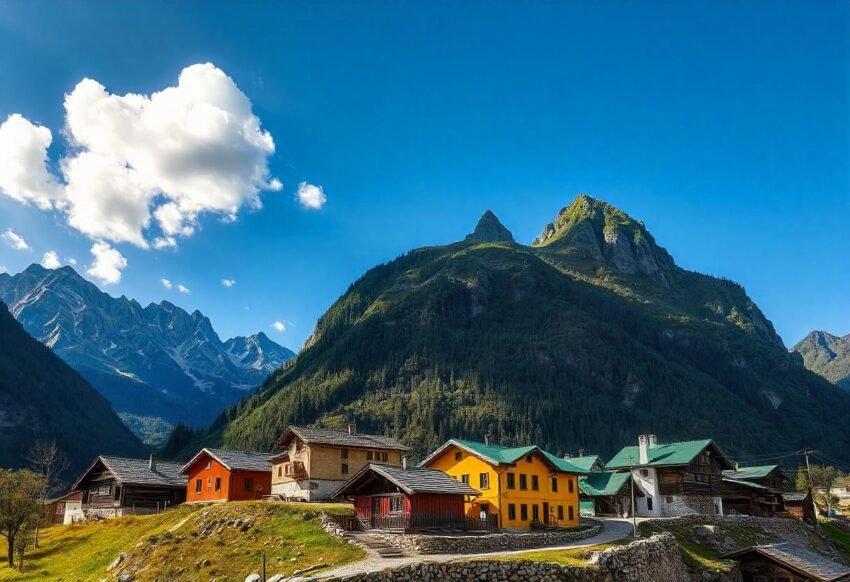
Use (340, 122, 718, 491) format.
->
(181, 449, 274, 503)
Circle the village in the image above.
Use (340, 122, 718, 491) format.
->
(32, 426, 850, 581)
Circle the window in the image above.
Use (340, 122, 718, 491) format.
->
(389, 496, 404, 513)
(341, 463, 349, 475)
(647, 497, 653, 511)
(568, 479, 574, 493)
(507, 472, 515, 489)
(508, 504, 516, 520)
(532, 504, 539, 522)
(98, 484, 111, 496)
(461, 474, 470, 484)
(526, 455, 533, 464)
(519, 474, 528, 490)
(455, 451, 462, 461)
(341, 448, 349, 459)
(640, 469, 649, 477)
(557, 505, 564, 520)
(207, 477, 211, 488)
(206, 460, 212, 470)
(520, 504, 528, 521)
(479, 473, 490, 490)
(367, 451, 373, 461)
(214, 477, 222, 492)
(568, 505, 574, 521)
(531, 475, 539, 491)
(551, 477, 558, 492)
(382, 452, 388, 462)
(277, 466, 282, 477)
(195, 479, 202, 493)
(666, 497, 674, 504)
(244, 477, 253, 492)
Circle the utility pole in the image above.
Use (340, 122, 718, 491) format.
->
(804, 448, 814, 488)
(628, 454, 637, 538)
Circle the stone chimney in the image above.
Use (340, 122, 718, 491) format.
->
(578, 449, 585, 457)
(638, 435, 650, 465)
(149, 453, 156, 471)
(402, 456, 408, 470)
(648, 434, 658, 449)
(484, 434, 491, 446)
(348, 423, 356, 435)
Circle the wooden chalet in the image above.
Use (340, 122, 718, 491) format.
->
(72, 455, 186, 518)
(181, 448, 274, 503)
(723, 542, 850, 582)
(42, 491, 83, 525)
(783, 491, 818, 525)
(606, 435, 735, 517)
(330, 463, 488, 532)
(721, 465, 788, 517)
(271, 425, 409, 501)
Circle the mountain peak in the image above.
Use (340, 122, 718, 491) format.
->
(464, 210, 515, 244)
(532, 194, 675, 287)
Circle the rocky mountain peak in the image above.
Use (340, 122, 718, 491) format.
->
(464, 210, 515, 244)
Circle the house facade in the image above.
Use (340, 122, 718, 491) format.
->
(721, 465, 787, 517)
(181, 449, 274, 503)
(331, 463, 485, 532)
(419, 439, 586, 530)
(579, 471, 642, 517)
(43, 491, 83, 525)
(606, 435, 734, 517)
(72, 455, 186, 518)
(270, 426, 409, 501)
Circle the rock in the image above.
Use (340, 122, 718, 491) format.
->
(107, 553, 126, 572)
(267, 576, 286, 582)
(464, 210, 515, 244)
(117, 573, 134, 582)
(196, 558, 212, 568)
(244, 575, 261, 582)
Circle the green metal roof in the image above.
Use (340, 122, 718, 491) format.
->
(565, 455, 602, 472)
(579, 471, 632, 497)
(723, 465, 779, 481)
(606, 439, 715, 469)
(419, 439, 589, 474)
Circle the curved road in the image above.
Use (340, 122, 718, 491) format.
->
(307, 518, 635, 580)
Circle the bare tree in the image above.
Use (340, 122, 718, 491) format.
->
(0, 469, 45, 568)
(27, 440, 69, 547)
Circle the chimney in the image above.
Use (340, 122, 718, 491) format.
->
(348, 423, 356, 435)
(638, 435, 650, 465)
(484, 434, 491, 446)
(563, 453, 571, 460)
(648, 434, 657, 449)
(402, 456, 408, 470)
(149, 453, 156, 471)
(578, 449, 585, 457)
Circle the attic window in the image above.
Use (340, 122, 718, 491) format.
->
(526, 455, 533, 463)
(206, 460, 211, 470)
(455, 451, 462, 461)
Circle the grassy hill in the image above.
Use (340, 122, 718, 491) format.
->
(0, 502, 362, 581)
(176, 195, 850, 462)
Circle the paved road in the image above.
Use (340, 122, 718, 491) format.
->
(307, 518, 635, 580)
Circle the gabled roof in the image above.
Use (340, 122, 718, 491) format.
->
(606, 439, 733, 470)
(783, 492, 809, 502)
(418, 439, 589, 474)
(579, 471, 635, 497)
(180, 448, 274, 475)
(722, 478, 768, 491)
(565, 455, 602, 472)
(276, 426, 409, 452)
(73, 456, 186, 490)
(723, 543, 850, 582)
(722, 465, 783, 481)
(331, 464, 480, 499)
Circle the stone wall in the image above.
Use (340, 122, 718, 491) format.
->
(661, 494, 722, 517)
(322, 533, 742, 582)
(377, 521, 603, 554)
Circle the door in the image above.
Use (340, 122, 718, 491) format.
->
(371, 496, 381, 529)
(543, 502, 550, 525)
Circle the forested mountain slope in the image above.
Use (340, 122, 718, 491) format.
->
(183, 195, 850, 462)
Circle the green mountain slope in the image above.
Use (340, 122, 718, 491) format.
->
(791, 331, 850, 390)
(186, 196, 850, 461)
(0, 301, 146, 474)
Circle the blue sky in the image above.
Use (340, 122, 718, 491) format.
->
(0, 1, 847, 350)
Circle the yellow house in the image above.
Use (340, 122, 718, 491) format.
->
(419, 439, 587, 530)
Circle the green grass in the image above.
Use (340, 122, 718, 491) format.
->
(479, 539, 632, 567)
(0, 502, 363, 581)
(819, 520, 850, 561)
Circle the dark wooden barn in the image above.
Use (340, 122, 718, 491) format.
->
(331, 463, 488, 532)
(72, 455, 186, 518)
(723, 542, 850, 582)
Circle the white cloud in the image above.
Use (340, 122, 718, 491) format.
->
(297, 182, 327, 209)
(86, 242, 127, 285)
(41, 250, 61, 269)
(160, 278, 173, 290)
(271, 321, 286, 332)
(2, 228, 30, 250)
(0, 114, 64, 210)
(0, 62, 281, 251)
(177, 284, 190, 294)
(221, 278, 236, 288)
(0, 265, 7, 274)
(67, 257, 77, 266)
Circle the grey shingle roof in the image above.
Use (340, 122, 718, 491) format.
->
(180, 448, 274, 474)
(281, 426, 409, 452)
(90, 456, 186, 487)
(331, 464, 480, 498)
(783, 492, 809, 502)
(724, 543, 850, 582)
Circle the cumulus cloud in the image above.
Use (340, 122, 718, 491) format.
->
(2, 228, 30, 250)
(86, 242, 127, 285)
(0, 114, 64, 210)
(67, 257, 77, 266)
(41, 250, 61, 269)
(160, 278, 173, 289)
(221, 278, 236, 288)
(0, 63, 281, 252)
(0, 265, 7, 274)
(177, 284, 190, 294)
(297, 182, 327, 209)
(271, 321, 286, 332)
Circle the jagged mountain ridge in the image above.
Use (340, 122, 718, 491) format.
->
(0, 300, 145, 474)
(792, 330, 850, 389)
(0, 265, 295, 445)
(188, 194, 850, 464)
